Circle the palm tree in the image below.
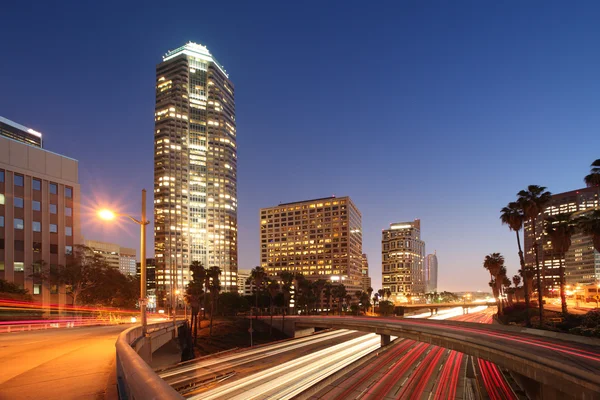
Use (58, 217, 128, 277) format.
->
(324, 282, 333, 315)
(250, 266, 267, 317)
(313, 279, 327, 314)
(576, 210, 600, 253)
(584, 159, 600, 189)
(366, 287, 373, 312)
(267, 280, 280, 336)
(332, 284, 347, 316)
(512, 275, 521, 303)
(207, 266, 221, 337)
(501, 200, 532, 325)
(483, 253, 505, 314)
(385, 289, 392, 300)
(518, 185, 552, 326)
(279, 271, 294, 327)
(187, 261, 205, 341)
(545, 213, 575, 314)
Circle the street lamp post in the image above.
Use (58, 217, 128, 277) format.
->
(98, 189, 150, 335)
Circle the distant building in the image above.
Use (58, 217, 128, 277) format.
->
(524, 187, 599, 290)
(84, 240, 137, 276)
(424, 252, 438, 293)
(0, 125, 80, 308)
(237, 269, 252, 296)
(0, 116, 43, 147)
(260, 196, 363, 294)
(154, 42, 238, 303)
(361, 253, 372, 291)
(136, 258, 156, 310)
(382, 220, 426, 302)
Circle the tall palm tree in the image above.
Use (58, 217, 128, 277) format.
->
(207, 266, 221, 337)
(267, 280, 280, 336)
(584, 159, 600, 190)
(332, 284, 347, 316)
(279, 271, 294, 326)
(500, 200, 531, 325)
(483, 253, 505, 314)
(187, 261, 205, 341)
(250, 266, 267, 317)
(576, 210, 600, 253)
(518, 185, 552, 326)
(512, 275, 521, 303)
(323, 282, 333, 315)
(545, 213, 575, 314)
(385, 289, 392, 300)
(313, 279, 327, 314)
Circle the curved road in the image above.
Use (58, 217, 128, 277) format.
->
(0, 325, 129, 400)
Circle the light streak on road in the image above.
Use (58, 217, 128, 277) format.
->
(190, 333, 381, 400)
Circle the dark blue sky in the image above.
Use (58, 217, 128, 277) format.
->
(1, 1, 599, 291)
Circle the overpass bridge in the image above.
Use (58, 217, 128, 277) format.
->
(393, 301, 496, 316)
(282, 316, 600, 399)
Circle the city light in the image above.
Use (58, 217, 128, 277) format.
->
(98, 209, 116, 220)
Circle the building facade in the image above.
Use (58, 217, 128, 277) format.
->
(260, 196, 363, 293)
(84, 240, 137, 276)
(237, 269, 252, 296)
(0, 128, 80, 307)
(424, 251, 438, 293)
(136, 258, 157, 310)
(361, 253, 371, 291)
(154, 42, 238, 304)
(382, 220, 426, 302)
(0, 116, 43, 148)
(524, 187, 599, 290)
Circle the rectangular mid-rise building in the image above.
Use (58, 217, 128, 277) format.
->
(0, 132, 80, 307)
(84, 239, 137, 276)
(524, 187, 599, 290)
(260, 196, 363, 293)
(382, 220, 425, 302)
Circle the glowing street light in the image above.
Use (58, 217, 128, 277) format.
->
(97, 190, 150, 335)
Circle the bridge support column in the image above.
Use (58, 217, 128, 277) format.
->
(380, 334, 391, 346)
(510, 372, 570, 400)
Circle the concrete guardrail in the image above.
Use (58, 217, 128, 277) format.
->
(116, 321, 185, 400)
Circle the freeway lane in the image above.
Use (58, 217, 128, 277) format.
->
(0, 324, 129, 400)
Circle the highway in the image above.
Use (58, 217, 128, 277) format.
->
(0, 324, 129, 400)
(159, 329, 378, 398)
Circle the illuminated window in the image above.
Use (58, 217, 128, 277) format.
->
(14, 262, 24, 272)
(33, 284, 41, 295)
(0, 194, 4, 205)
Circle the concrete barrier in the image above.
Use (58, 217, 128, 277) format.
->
(115, 321, 185, 400)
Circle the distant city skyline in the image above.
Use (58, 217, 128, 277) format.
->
(2, 2, 600, 291)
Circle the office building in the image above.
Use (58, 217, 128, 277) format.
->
(0, 128, 80, 307)
(382, 220, 426, 302)
(260, 196, 363, 293)
(84, 240, 137, 276)
(154, 42, 238, 304)
(361, 253, 371, 291)
(424, 251, 438, 293)
(0, 116, 43, 148)
(524, 187, 599, 290)
(237, 269, 252, 296)
(137, 258, 157, 310)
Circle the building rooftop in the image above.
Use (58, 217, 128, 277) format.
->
(163, 42, 228, 77)
(0, 115, 43, 147)
(278, 196, 343, 206)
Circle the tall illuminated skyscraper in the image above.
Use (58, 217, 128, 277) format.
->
(154, 42, 238, 303)
(424, 251, 438, 293)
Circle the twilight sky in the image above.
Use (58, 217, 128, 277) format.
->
(1, 1, 599, 291)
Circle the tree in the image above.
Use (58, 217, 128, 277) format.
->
(332, 284, 347, 316)
(323, 282, 333, 315)
(576, 210, 600, 254)
(545, 213, 575, 314)
(279, 271, 294, 327)
(186, 261, 205, 341)
(379, 300, 394, 316)
(584, 159, 600, 189)
(0, 278, 32, 301)
(207, 266, 221, 337)
(512, 275, 521, 303)
(483, 253, 505, 314)
(366, 287, 374, 313)
(518, 185, 552, 326)
(385, 289, 392, 300)
(312, 279, 327, 313)
(501, 200, 532, 326)
(267, 279, 280, 336)
(249, 266, 267, 316)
